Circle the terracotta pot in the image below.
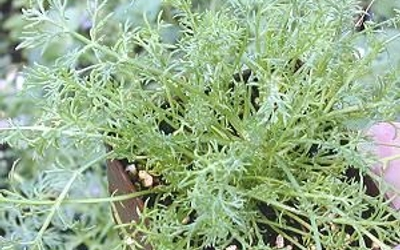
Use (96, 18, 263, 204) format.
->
(107, 158, 152, 250)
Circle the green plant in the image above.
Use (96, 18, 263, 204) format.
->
(1, 0, 400, 249)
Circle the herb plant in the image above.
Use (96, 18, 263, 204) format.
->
(1, 0, 400, 249)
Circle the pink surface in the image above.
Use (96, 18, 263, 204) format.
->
(365, 122, 400, 209)
(363, 122, 400, 249)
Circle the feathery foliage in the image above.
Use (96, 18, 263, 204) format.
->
(1, 0, 400, 249)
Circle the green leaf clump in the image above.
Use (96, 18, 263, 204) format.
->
(1, 0, 400, 249)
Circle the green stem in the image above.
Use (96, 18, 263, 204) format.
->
(31, 152, 110, 249)
(70, 32, 166, 77)
(0, 188, 162, 206)
(325, 102, 380, 119)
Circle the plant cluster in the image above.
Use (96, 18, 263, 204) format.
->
(1, 0, 400, 249)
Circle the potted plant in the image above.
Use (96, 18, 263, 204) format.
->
(1, 0, 400, 249)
